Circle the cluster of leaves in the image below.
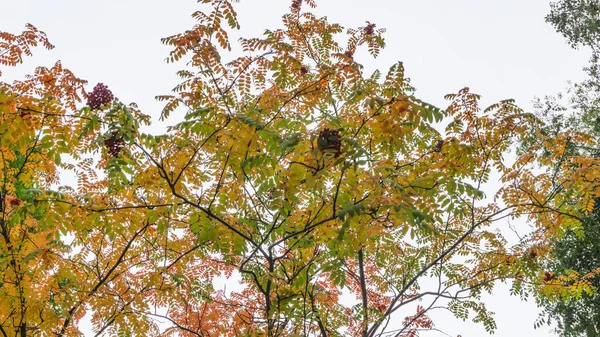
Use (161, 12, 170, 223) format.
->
(0, 24, 53, 76)
(0, 1, 594, 337)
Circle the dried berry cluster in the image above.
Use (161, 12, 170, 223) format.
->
(104, 132, 125, 157)
(528, 248, 538, 259)
(267, 188, 276, 200)
(291, 0, 302, 10)
(364, 23, 376, 36)
(9, 197, 21, 207)
(87, 83, 114, 110)
(344, 50, 354, 59)
(318, 128, 342, 157)
(433, 140, 443, 153)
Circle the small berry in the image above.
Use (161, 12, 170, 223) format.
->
(9, 198, 21, 207)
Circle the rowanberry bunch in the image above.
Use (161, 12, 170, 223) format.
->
(364, 23, 376, 36)
(87, 83, 114, 110)
(104, 132, 125, 157)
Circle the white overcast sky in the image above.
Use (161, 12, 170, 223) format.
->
(1, 0, 592, 336)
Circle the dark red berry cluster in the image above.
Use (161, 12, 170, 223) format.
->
(87, 83, 114, 110)
(291, 0, 302, 9)
(364, 23, 376, 36)
(104, 132, 125, 157)
(318, 128, 342, 157)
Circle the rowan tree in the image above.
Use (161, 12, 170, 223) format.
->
(0, 1, 591, 337)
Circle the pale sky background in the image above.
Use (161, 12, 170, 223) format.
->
(1, 0, 593, 336)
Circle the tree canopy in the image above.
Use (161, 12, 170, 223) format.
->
(0, 1, 597, 336)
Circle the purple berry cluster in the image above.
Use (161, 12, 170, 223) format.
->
(87, 83, 114, 110)
(318, 128, 342, 158)
(104, 132, 125, 157)
(364, 23, 376, 36)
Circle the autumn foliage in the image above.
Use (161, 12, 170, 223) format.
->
(0, 1, 597, 337)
